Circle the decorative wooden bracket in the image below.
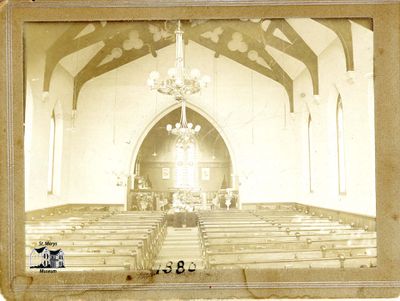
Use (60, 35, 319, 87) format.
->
(314, 19, 354, 71)
(185, 21, 294, 112)
(43, 19, 359, 113)
(73, 22, 174, 110)
(44, 22, 140, 92)
(220, 19, 319, 97)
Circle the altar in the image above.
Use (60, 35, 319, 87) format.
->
(170, 190, 211, 212)
(127, 188, 239, 213)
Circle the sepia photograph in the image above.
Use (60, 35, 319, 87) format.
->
(23, 17, 376, 273)
(3, 0, 400, 299)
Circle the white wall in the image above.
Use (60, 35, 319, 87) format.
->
(25, 48, 74, 211)
(292, 22, 375, 216)
(25, 21, 375, 216)
(67, 41, 297, 204)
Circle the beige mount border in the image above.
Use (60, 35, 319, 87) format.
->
(1, 0, 400, 299)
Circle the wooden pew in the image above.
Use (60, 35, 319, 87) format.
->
(26, 211, 168, 271)
(203, 236, 376, 250)
(199, 225, 353, 232)
(197, 208, 376, 269)
(210, 256, 377, 269)
(203, 233, 376, 244)
(206, 246, 377, 264)
(201, 228, 370, 238)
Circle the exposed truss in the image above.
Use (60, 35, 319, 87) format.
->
(184, 21, 294, 111)
(42, 18, 366, 112)
(314, 19, 354, 71)
(73, 22, 175, 109)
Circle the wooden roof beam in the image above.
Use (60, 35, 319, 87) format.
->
(185, 23, 294, 111)
(43, 23, 87, 91)
(43, 22, 147, 92)
(314, 19, 354, 71)
(351, 18, 373, 31)
(222, 19, 319, 96)
(73, 22, 174, 110)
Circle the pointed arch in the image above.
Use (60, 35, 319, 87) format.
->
(128, 102, 237, 178)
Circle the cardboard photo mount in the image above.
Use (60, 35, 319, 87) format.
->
(1, 0, 400, 299)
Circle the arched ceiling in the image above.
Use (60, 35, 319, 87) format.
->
(40, 18, 372, 112)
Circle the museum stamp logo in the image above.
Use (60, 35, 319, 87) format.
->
(29, 241, 65, 273)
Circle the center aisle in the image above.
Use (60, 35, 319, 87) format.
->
(153, 227, 205, 270)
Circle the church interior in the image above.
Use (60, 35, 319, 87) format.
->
(24, 18, 376, 271)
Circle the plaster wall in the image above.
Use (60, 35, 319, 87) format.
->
(25, 22, 375, 216)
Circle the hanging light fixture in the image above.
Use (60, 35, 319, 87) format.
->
(147, 20, 211, 101)
(166, 100, 201, 146)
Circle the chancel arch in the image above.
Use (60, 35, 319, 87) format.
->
(128, 105, 235, 210)
(128, 102, 237, 184)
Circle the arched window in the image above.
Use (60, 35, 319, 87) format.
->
(175, 137, 197, 189)
(337, 96, 346, 194)
(307, 113, 313, 193)
(47, 110, 56, 193)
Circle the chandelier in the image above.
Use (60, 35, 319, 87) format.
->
(147, 20, 211, 101)
(166, 100, 201, 146)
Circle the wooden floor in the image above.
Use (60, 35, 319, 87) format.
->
(153, 227, 204, 271)
(25, 205, 376, 271)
